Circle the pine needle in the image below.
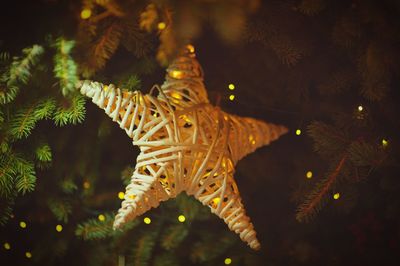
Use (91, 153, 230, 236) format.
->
(296, 155, 347, 222)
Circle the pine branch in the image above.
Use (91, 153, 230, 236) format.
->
(121, 165, 134, 186)
(0, 154, 16, 198)
(118, 75, 141, 92)
(160, 224, 188, 250)
(0, 45, 43, 104)
(348, 140, 387, 168)
(76, 213, 139, 240)
(318, 69, 354, 95)
(139, 4, 159, 32)
(53, 95, 86, 126)
(48, 199, 72, 223)
(53, 38, 78, 96)
(60, 178, 78, 194)
(307, 121, 349, 158)
(0, 82, 18, 105)
(120, 21, 152, 58)
(190, 233, 236, 263)
(0, 52, 10, 62)
(14, 156, 36, 194)
(81, 21, 123, 77)
(175, 193, 204, 220)
(35, 143, 52, 163)
(132, 229, 159, 266)
(8, 45, 44, 85)
(296, 155, 347, 222)
(8, 99, 56, 139)
(153, 252, 179, 266)
(0, 197, 15, 225)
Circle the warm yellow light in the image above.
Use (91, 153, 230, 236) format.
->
(249, 135, 256, 145)
(25, 251, 32, 259)
(83, 181, 90, 189)
(3, 242, 11, 250)
(56, 224, 63, 232)
(19, 221, 27, 229)
(129, 194, 136, 199)
(306, 171, 313, 179)
(229, 94, 235, 101)
(382, 139, 388, 147)
(143, 217, 151, 224)
(224, 258, 232, 265)
(103, 85, 109, 92)
(98, 214, 105, 222)
(211, 197, 221, 208)
(157, 22, 166, 30)
(169, 70, 183, 79)
(171, 92, 182, 99)
(80, 9, 92, 20)
(187, 44, 195, 53)
(118, 191, 125, 200)
(333, 193, 340, 200)
(295, 129, 301, 136)
(178, 215, 186, 223)
(228, 84, 235, 90)
(357, 105, 363, 112)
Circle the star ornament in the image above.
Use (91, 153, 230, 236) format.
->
(79, 47, 287, 250)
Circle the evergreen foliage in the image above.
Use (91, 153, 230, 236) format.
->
(8, 99, 56, 139)
(53, 38, 79, 96)
(0, 42, 86, 225)
(160, 224, 188, 250)
(48, 199, 72, 223)
(0, 45, 43, 104)
(35, 143, 52, 163)
(53, 95, 86, 126)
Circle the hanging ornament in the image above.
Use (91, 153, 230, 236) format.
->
(78, 46, 287, 250)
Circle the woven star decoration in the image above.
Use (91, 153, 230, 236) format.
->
(79, 46, 287, 250)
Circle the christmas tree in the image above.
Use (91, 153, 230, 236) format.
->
(1, 0, 399, 265)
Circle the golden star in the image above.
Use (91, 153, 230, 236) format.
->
(79, 47, 287, 250)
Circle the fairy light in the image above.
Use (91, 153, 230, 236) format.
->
(229, 94, 235, 101)
(224, 258, 232, 265)
(212, 197, 221, 205)
(19, 221, 27, 229)
(129, 194, 136, 200)
(25, 251, 32, 259)
(83, 181, 91, 189)
(171, 92, 182, 99)
(118, 191, 125, 200)
(357, 105, 363, 112)
(382, 139, 388, 147)
(55, 224, 63, 232)
(249, 134, 256, 145)
(306, 171, 313, 179)
(80, 9, 92, 20)
(98, 214, 105, 222)
(187, 44, 195, 53)
(143, 217, 151, 224)
(3, 242, 11, 250)
(169, 70, 183, 79)
(228, 83, 235, 90)
(157, 22, 166, 30)
(295, 129, 301, 136)
(333, 192, 340, 200)
(178, 214, 186, 223)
